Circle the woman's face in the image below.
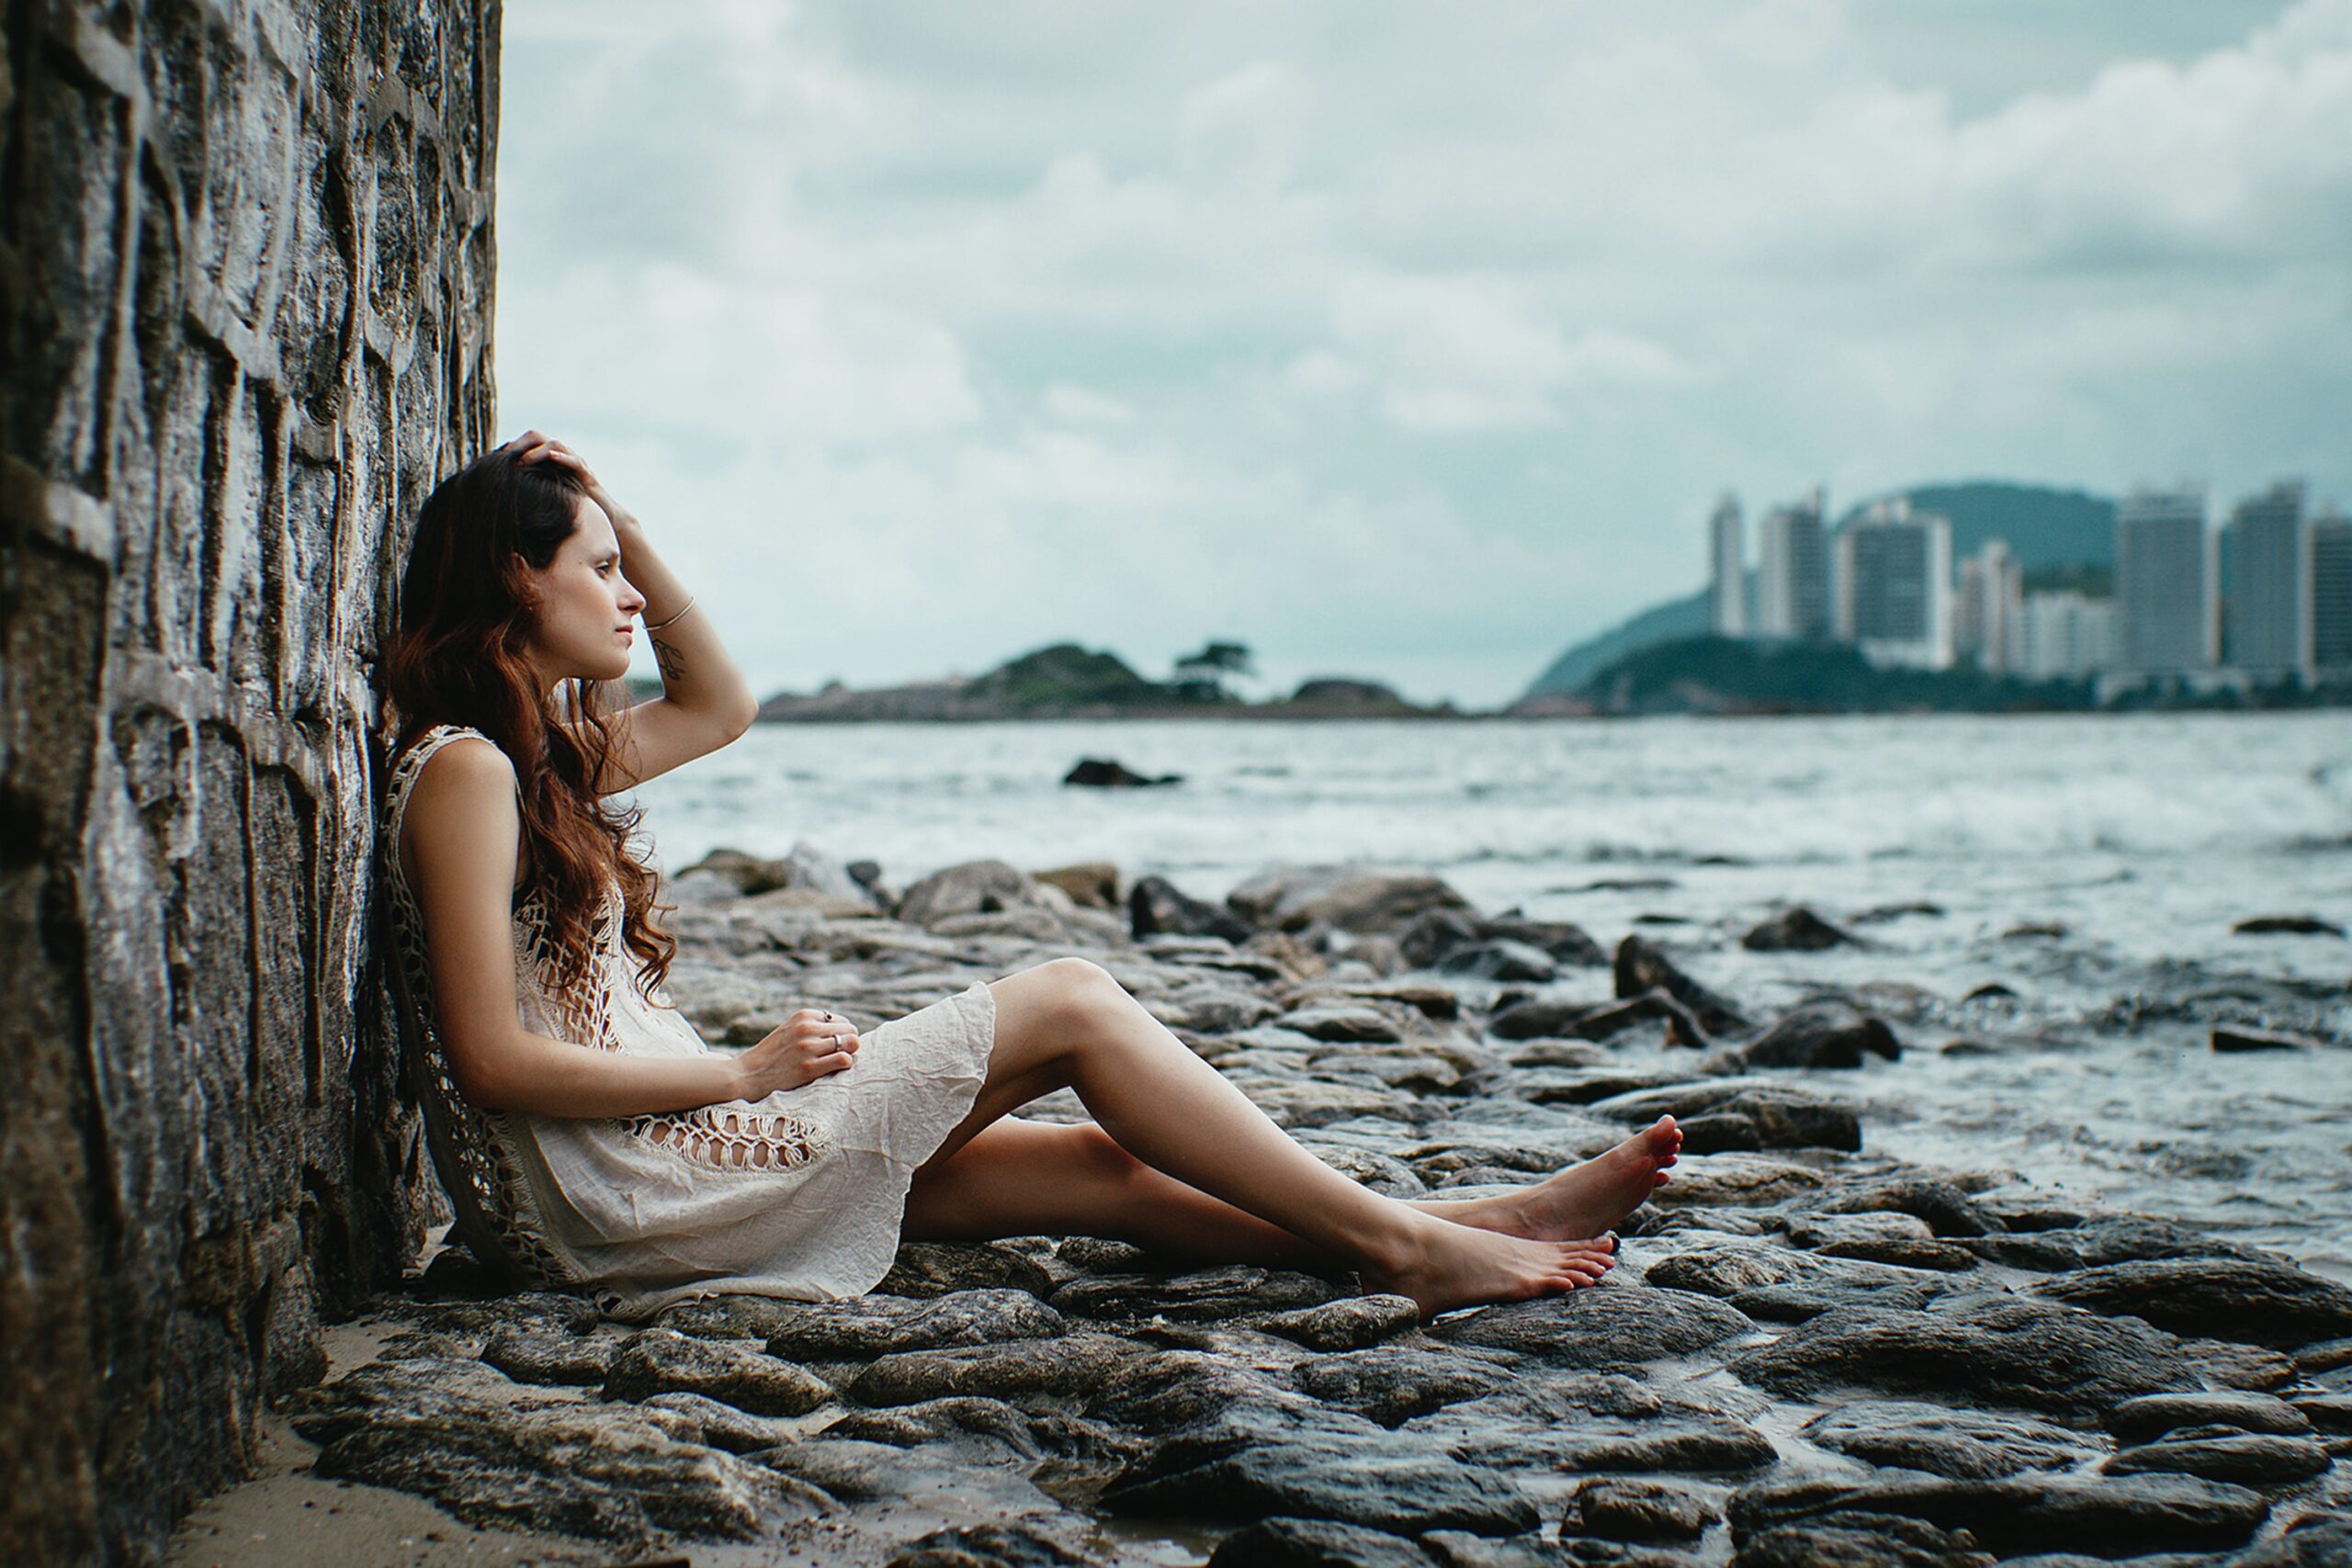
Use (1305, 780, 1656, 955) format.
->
(520, 498, 646, 687)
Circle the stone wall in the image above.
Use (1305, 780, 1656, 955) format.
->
(0, 3, 498, 1562)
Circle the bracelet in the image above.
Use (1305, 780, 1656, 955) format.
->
(643, 595, 696, 633)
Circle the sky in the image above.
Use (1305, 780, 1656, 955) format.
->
(494, 0, 2352, 708)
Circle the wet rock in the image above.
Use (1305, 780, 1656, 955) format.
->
(1800, 1401, 2092, 1479)
(2108, 1393, 2318, 1445)
(1035, 862, 1121, 908)
(1729, 1001, 1900, 1069)
(2233, 915, 2345, 937)
(1278, 1004, 1407, 1044)
(760, 1290, 1067, 1360)
(1679, 1114, 1765, 1154)
(480, 1323, 631, 1386)
(1229, 866, 1477, 937)
(1483, 917, 1608, 968)
(822, 1395, 1139, 1469)
(2289, 1393, 2352, 1433)
(289, 1358, 835, 1544)
(1728, 1471, 2272, 1558)
(656, 1295, 816, 1341)
(1491, 991, 1705, 1044)
(602, 1330, 836, 1417)
(757, 1436, 1066, 1519)
(888, 1521, 1110, 1568)
(639, 1391, 808, 1454)
(1642, 1235, 1952, 1321)
(1152, 987, 1284, 1033)
(1963, 1216, 2255, 1272)
(1206, 1517, 1436, 1568)
(1469, 1415, 1776, 1475)
(2037, 1258, 2352, 1348)
(2212, 1025, 2323, 1053)
(1811, 1178, 1996, 1238)
(1399, 908, 1487, 969)
(1258, 1295, 1424, 1352)
(1295, 1348, 1520, 1427)
(898, 859, 1041, 926)
(1733, 1513, 1994, 1568)
(1315, 1047, 1465, 1094)
(1054, 1266, 1342, 1325)
(1133, 875, 1255, 943)
(1441, 940, 1559, 984)
(1420, 1532, 1702, 1567)
(1089, 1351, 1300, 1431)
(1065, 757, 1181, 788)
(2102, 1432, 2332, 1486)
(848, 1332, 1143, 1406)
(1430, 1283, 1756, 1371)
(2224, 1516, 2352, 1565)
(878, 1241, 1058, 1300)
(1742, 908, 1855, 952)
(1570, 1477, 1722, 1541)
(1647, 1153, 1831, 1210)
(1103, 1404, 1540, 1537)
(1243, 1079, 1425, 1130)
(1612, 936, 1752, 1034)
(1591, 1082, 1861, 1153)
(1784, 1213, 1979, 1271)
(1731, 1295, 2211, 1418)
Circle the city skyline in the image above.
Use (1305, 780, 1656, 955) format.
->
(1704, 472, 2349, 692)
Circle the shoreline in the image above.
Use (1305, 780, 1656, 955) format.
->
(166, 857, 2352, 1566)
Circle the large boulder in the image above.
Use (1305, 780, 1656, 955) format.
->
(1733, 1001, 1902, 1069)
(1430, 1282, 1757, 1371)
(1613, 936, 1751, 1034)
(1727, 1472, 2272, 1560)
(1228, 866, 1476, 936)
(2036, 1258, 2352, 1349)
(1132, 875, 1256, 943)
(897, 859, 1042, 927)
(1730, 1294, 2207, 1419)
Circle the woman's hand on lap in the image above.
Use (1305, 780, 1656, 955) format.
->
(733, 1009, 861, 1099)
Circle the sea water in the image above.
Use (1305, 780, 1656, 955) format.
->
(631, 711, 2352, 1278)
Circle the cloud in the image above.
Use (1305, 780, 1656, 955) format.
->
(494, 0, 2352, 705)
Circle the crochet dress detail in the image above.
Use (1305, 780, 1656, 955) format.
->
(382, 723, 995, 1318)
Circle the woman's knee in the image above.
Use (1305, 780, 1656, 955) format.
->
(1026, 955, 1131, 1035)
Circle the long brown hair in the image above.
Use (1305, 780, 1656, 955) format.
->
(386, 446, 676, 1007)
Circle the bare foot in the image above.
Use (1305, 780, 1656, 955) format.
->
(1419, 1116, 1682, 1244)
(1363, 1212, 1620, 1318)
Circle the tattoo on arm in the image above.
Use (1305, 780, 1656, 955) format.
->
(651, 635, 687, 683)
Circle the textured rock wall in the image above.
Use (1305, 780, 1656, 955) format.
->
(0, 3, 498, 1562)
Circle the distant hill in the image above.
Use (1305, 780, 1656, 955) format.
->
(1842, 480, 2114, 570)
(1579, 636, 2093, 715)
(1523, 480, 2115, 701)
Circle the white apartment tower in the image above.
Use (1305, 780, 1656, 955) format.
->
(1757, 490, 1828, 640)
(2312, 509, 2352, 678)
(2219, 480, 2307, 680)
(2116, 486, 2212, 675)
(1708, 493, 1747, 637)
(1832, 497, 1954, 670)
(2023, 592, 2118, 680)
(1955, 539, 2026, 674)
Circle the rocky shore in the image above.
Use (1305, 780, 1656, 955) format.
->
(175, 855, 2352, 1567)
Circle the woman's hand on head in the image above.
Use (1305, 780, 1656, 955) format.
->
(732, 1008, 861, 1100)
(504, 429, 642, 537)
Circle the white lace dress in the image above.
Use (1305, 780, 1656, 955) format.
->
(382, 722, 995, 1320)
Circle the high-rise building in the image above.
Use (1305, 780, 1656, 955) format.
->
(2023, 591, 2117, 680)
(1955, 538, 2026, 674)
(1832, 497, 1954, 669)
(2313, 509, 2352, 677)
(2219, 480, 2307, 680)
(2116, 486, 2211, 675)
(1708, 493, 1747, 637)
(1757, 489, 1827, 640)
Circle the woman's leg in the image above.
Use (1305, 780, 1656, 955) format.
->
(904, 957, 1671, 1315)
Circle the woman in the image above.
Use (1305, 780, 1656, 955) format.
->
(383, 431, 1682, 1323)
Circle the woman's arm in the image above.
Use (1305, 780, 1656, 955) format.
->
(512, 431, 759, 794)
(402, 737, 855, 1116)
